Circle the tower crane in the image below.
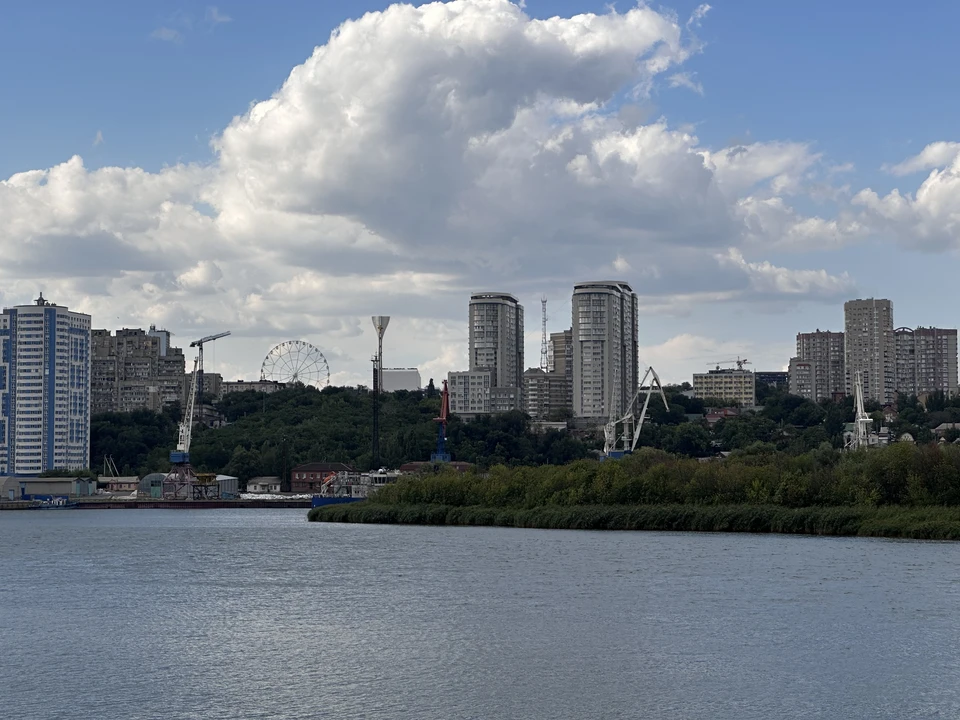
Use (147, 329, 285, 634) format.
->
(189, 331, 231, 400)
(603, 366, 669, 458)
(709, 357, 751, 371)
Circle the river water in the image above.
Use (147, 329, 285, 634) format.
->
(2, 509, 960, 719)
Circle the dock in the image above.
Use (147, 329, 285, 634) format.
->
(0, 498, 313, 511)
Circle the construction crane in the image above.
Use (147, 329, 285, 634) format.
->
(709, 357, 751, 371)
(845, 371, 872, 451)
(431, 379, 451, 463)
(189, 331, 231, 400)
(603, 367, 669, 458)
(165, 356, 201, 498)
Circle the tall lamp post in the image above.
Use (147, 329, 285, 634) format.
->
(371, 316, 390, 470)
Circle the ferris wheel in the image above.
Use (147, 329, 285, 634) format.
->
(261, 340, 330, 388)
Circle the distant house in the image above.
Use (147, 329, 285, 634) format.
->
(704, 408, 740, 427)
(933, 423, 960, 439)
(247, 476, 281, 494)
(290, 463, 359, 493)
(106, 477, 139, 493)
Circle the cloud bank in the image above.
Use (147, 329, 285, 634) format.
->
(1, 0, 953, 383)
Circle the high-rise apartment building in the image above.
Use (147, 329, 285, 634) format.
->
(844, 298, 895, 404)
(790, 330, 846, 402)
(0, 294, 91, 476)
(572, 281, 638, 419)
(91, 327, 185, 413)
(467, 292, 523, 412)
(894, 327, 958, 397)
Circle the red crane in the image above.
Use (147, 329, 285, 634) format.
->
(431, 380, 451, 463)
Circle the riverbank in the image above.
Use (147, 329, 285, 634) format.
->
(0, 498, 312, 511)
(308, 502, 960, 539)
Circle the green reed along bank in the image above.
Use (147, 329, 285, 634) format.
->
(308, 444, 960, 539)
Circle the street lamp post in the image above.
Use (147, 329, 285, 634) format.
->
(371, 316, 390, 470)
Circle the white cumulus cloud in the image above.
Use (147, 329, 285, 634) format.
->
(0, 0, 917, 383)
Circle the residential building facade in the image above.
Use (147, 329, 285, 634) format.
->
(692, 369, 756, 407)
(754, 371, 790, 388)
(468, 292, 524, 411)
(184, 371, 222, 405)
(844, 298, 895, 404)
(219, 380, 285, 399)
(788, 358, 816, 401)
(894, 327, 959, 397)
(448, 370, 492, 416)
(0, 294, 91, 476)
(791, 329, 846, 402)
(572, 281, 638, 419)
(91, 327, 185, 413)
(522, 368, 571, 420)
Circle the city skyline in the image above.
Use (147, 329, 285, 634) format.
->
(3, 1, 960, 387)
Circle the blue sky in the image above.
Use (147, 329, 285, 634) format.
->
(1, 0, 958, 383)
(5, 0, 958, 185)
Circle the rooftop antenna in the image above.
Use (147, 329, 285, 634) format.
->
(540, 296, 548, 372)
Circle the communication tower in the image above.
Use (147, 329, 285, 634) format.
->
(540, 296, 548, 372)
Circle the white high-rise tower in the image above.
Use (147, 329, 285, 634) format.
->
(572, 281, 638, 419)
(0, 294, 91, 476)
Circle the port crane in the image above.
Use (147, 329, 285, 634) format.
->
(189, 331, 231, 399)
(845, 371, 872, 451)
(603, 366, 669, 458)
(164, 356, 201, 498)
(431, 379, 451, 463)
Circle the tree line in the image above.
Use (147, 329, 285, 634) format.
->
(89, 379, 960, 481)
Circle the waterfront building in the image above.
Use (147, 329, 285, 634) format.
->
(381, 368, 422, 392)
(290, 462, 359, 494)
(91, 327, 185, 413)
(692, 369, 756, 407)
(468, 292, 524, 412)
(844, 298, 895, 404)
(894, 327, 958, 397)
(572, 281, 638, 419)
(0, 294, 91, 476)
(791, 330, 846, 402)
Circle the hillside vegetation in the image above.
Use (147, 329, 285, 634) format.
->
(90, 379, 960, 480)
(92, 385, 592, 478)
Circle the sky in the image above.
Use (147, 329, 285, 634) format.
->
(2, 0, 959, 387)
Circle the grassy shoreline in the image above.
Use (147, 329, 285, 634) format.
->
(308, 502, 960, 540)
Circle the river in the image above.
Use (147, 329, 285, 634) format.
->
(1, 509, 959, 719)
